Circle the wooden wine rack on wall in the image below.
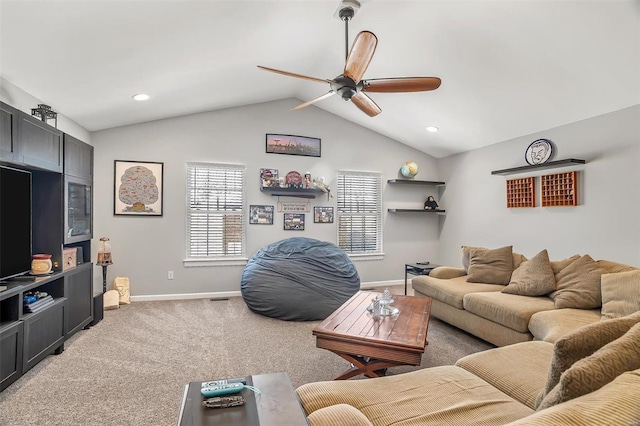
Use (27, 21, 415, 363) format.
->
(541, 171, 577, 207)
(506, 177, 535, 208)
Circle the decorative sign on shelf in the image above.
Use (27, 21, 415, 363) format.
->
(278, 201, 310, 212)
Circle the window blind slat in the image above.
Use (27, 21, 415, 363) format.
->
(186, 163, 246, 258)
(336, 171, 382, 254)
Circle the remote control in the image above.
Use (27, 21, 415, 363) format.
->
(201, 382, 244, 397)
(416, 261, 430, 265)
(201, 378, 246, 388)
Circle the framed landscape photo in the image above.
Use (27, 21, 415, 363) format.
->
(284, 213, 305, 230)
(114, 160, 163, 216)
(314, 207, 334, 223)
(266, 133, 321, 158)
(249, 205, 274, 225)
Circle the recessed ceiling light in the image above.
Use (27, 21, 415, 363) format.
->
(426, 126, 439, 133)
(132, 94, 150, 101)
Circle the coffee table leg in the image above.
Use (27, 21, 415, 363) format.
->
(332, 352, 399, 380)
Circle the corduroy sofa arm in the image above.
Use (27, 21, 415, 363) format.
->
(307, 404, 374, 426)
(429, 266, 467, 279)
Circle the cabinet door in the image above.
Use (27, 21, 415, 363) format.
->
(15, 110, 63, 172)
(23, 298, 66, 373)
(0, 321, 24, 391)
(64, 175, 93, 243)
(0, 102, 18, 161)
(64, 264, 93, 338)
(64, 134, 93, 179)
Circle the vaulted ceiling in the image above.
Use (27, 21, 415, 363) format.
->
(1, 0, 638, 158)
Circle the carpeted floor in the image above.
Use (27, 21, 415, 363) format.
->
(0, 291, 493, 426)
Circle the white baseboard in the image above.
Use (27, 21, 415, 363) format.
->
(129, 279, 405, 302)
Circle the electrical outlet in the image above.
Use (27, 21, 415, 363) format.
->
(168, 271, 174, 280)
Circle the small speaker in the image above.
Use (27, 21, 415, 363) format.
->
(76, 246, 84, 264)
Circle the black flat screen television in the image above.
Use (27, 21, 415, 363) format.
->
(0, 166, 32, 281)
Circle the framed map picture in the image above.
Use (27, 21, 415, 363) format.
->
(114, 160, 163, 216)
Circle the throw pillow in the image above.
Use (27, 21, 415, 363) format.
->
(550, 254, 580, 276)
(534, 310, 640, 409)
(501, 249, 556, 296)
(466, 245, 514, 285)
(461, 245, 486, 273)
(537, 322, 640, 410)
(549, 255, 605, 309)
(601, 270, 640, 320)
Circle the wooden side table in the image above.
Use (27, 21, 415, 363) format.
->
(404, 263, 440, 295)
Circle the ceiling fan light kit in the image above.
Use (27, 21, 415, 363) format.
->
(257, 0, 441, 117)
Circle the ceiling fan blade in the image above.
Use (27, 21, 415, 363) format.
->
(257, 66, 334, 84)
(291, 91, 335, 110)
(351, 92, 381, 117)
(344, 31, 378, 83)
(363, 77, 442, 93)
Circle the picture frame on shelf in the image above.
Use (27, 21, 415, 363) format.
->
(313, 207, 334, 223)
(114, 160, 163, 216)
(266, 133, 321, 157)
(284, 213, 305, 230)
(260, 168, 279, 188)
(249, 205, 274, 225)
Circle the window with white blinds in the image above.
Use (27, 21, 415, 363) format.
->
(186, 162, 246, 260)
(337, 170, 383, 254)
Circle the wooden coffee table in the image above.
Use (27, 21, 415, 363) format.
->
(313, 291, 432, 380)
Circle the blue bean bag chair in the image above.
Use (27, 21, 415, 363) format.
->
(241, 237, 360, 320)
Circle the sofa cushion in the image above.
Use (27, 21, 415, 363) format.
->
(504, 369, 640, 426)
(535, 310, 640, 408)
(297, 365, 534, 425)
(601, 270, 640, 320)
(596, 259, 638, 274)
(529, 308, 601, 343)
(549, 254, 606, 309)
(502, 249, 555, 297)
(307, 404, 373, 426)
(411, 275, 504, 309)
(467, 245, 514, 285)
(463, 292, 555, 333)
(550, 254, 580, 275)
(456, 341, 553, 409)
(538, 322, 640, 410)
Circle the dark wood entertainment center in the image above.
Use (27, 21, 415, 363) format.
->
(0, 101, 95, 391)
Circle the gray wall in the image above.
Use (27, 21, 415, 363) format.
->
(91, 99, 441, 298)
(437, 105, 640, 267)
(0, 77, 91, 142)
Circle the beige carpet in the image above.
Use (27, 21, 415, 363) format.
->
(0, 292, 493, 426)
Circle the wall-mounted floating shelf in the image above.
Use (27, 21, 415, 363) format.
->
(491, 159, 585, 176)
(260, 187, 326, 199)
(388, 209, 446, 214)
(387, 179, 446, 186)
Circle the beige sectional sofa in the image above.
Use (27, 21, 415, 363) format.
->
(296, 312, 640, 425)
(411, 246, 638, 346)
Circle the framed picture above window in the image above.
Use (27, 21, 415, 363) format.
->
(314, 207, 334, 223)
(284, 213, 305, 230)
(114, 160, 163, 216)
(249, 205, 274, 225)
(266, 133, 321, 157)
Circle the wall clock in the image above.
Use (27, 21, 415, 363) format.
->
(525, 139, 554, 165)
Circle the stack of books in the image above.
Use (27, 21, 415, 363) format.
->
(24, 295, 55, 314)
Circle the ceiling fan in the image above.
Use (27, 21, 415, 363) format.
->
(257, 0, 441, 117)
